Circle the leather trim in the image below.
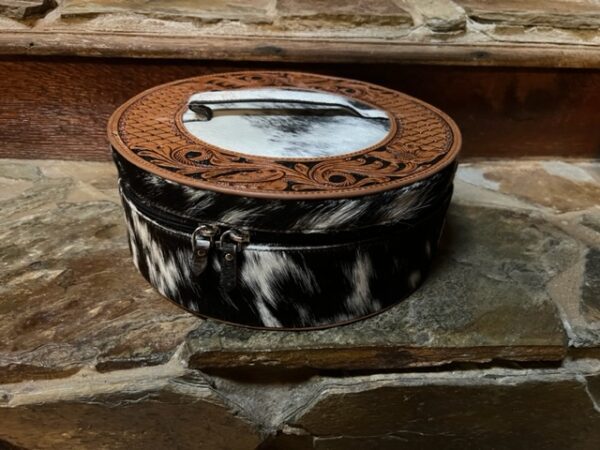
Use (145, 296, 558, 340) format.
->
(108, 71, 461, 199)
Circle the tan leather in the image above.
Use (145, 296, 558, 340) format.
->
(108, 71, 461, 199)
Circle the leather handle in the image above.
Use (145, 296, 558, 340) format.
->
(187, 88, 388, 121)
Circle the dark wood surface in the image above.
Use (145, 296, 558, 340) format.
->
(0, 56, 598, 161)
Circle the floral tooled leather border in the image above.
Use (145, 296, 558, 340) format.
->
(108, 71, 461, 199)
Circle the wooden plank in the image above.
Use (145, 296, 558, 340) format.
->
(0, 32, 599, 69)
(0, 56, 598, 161)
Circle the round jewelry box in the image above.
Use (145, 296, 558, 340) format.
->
(108, 71, 461, 330)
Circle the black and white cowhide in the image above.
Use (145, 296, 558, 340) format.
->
(114, 151, 455, 234)
(119, 177, 451, 329)
(182, 88, 391, 158)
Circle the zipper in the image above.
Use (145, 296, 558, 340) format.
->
(190, 223, 219, 277)
(120, 180, 440, 246)
(216, 228, 250, 292)
(191, 224, 251, 291)
(120, 180, 452, 292)
(120, 181, 250, 292)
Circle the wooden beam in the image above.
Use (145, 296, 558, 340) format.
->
(0, 32, 598, 69)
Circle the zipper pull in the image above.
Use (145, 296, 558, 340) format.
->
(191, 224, 219, 276)
(218, 229, 250, 292)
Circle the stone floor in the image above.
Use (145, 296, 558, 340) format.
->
(0, 158, 599, 449)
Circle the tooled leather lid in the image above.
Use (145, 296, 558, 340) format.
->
(108, 71, 461, 200)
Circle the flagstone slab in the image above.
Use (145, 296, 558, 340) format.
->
(1, 159, 598, 380)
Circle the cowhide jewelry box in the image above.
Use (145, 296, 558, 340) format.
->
(108, 71, 461, 330)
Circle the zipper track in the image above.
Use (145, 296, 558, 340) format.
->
(119, 180, 451, 247)
(120, 181, 199, 233)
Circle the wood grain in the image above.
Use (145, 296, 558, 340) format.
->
(1, 31, 599, 69)
(0, 56, 598, 161)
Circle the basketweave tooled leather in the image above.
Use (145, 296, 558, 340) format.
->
(108, 71, 461, 200)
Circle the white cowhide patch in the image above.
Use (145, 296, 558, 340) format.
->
(182, 88, 391, 158)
